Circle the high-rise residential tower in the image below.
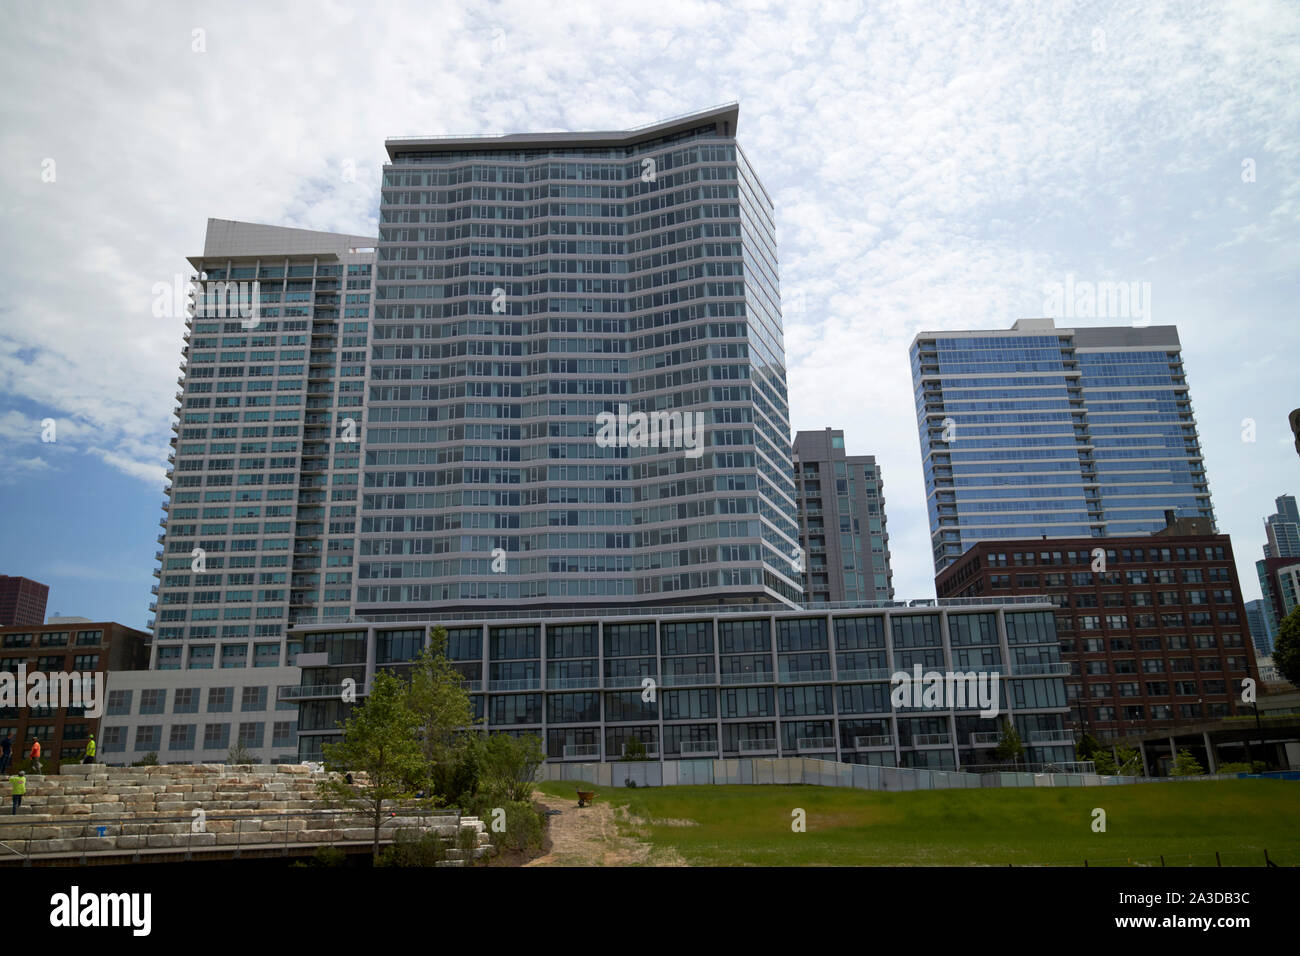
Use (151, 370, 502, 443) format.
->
(359, 103, 800, 614)
(1254, 494, 1300, 643)
(792, 429, 894, 603)
(1262, 494, 1300, 559)
(128, 219, 376, 763)
(911, 318, 1214, 574)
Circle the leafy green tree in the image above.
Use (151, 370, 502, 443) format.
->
(623, 736, 647, 761)
(1094, 746, 1142, 776)
(407, 626, 481, 801)
(1273, 606, 1300, 686)
(479, 732, 544, 804)
(1171, 748, 1206, 777)
(1075, 731, 1104, 761)
(993, 719, 1024, 765)
(318, 670, 427, 862)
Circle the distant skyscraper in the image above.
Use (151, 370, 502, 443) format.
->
(1255, 494, 1300, 642)
(1245, 598, 1273, 657)
(910, 318, 1214, 574)
(792, 429, 893, 603)
(0, 575, 48, 626)
(1262, 494, 1300, 559)
(359, 103, 800, 613)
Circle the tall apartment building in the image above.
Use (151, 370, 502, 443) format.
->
(126, 219, 377, 763)
(910, 318, 1214, 574)
(792, 429, 893, 603)
(0, 575, 49, 626)
(1245, 598, 1272, 658)
(935, 514, 1257, 740)
(1262, 494, 1300, 559)
(1254, 494, 1300, 644)
(357, 103, 801, 615)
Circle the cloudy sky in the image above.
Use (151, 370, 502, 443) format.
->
(1, 0, 1297, 628)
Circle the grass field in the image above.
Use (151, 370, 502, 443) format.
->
(536, 779, 1300, 866)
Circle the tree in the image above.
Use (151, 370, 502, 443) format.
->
(479, 732, 544, 804)
(1171, 748, 1206, 777)
(623, 736, 647, 761)
(317, 670, 427, 862)
(227, 740, 254, 765)
(1094, 746, 1142, 776)
(1075, 731, 1105, 762)
(992, 719, 1024, 765)
(406, 626, 481, 801)
(1273, 606, 1300, 686)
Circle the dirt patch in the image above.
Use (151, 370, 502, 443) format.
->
(526, 792, 688, 867)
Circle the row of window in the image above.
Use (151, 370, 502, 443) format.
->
(101, 721, 297, 753)
(105, 686, 296, 716)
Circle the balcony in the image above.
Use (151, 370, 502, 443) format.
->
(853, 735, 893, 749)
(562, 744, 599, 759)
(1010, 662, 1071, 677)
(778, 669, 833, 683)
(678, 740, 718, 755)
(737, 738, 778, 753)
(836, 667, 892, 682)
(659, 672, 716, 687)
(796, 737, 836, 753)
(154, 551, 164, 562)
(720, 671, 773, 686)
(912, 733, 951, 747)
(605, 674, 654, 689)
(1028, 730, 1075, 745)
(547, 676, 600, 690)
(277, 683, 364, 701)
(487, 678, 541, 692)
(969, 732, 1001, 746)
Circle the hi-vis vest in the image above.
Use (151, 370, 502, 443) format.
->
(9, 776, 25, 796)
(85, 738, 96, 756)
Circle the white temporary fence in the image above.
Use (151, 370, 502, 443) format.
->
(537, 756, 1249, 792)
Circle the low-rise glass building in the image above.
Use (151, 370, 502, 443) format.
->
(286, 598, 1075, 770)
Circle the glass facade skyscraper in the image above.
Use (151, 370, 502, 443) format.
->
(911, 318, 1214, 574)
(360, 104, 801, 612)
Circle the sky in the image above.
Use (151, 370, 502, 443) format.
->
(0, 0, 1297, 630)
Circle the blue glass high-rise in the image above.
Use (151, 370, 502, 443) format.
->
(911, 318, 1215, 574)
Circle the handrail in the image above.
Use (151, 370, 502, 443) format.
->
(288, 595, 1055, 628)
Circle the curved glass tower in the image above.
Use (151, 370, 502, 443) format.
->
(360, 104, 801, 612)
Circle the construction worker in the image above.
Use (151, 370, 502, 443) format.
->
(83, 734, 96, 765)
(28, 738, 41, 774)
(9, 771, 25, 814)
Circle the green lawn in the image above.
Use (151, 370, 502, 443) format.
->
(537, 779, 1300, 866)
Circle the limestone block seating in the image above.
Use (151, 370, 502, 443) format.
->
(0, 763, 492, 861)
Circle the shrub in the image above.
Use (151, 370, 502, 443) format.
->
(496, 800, 545, 852)
(377, 827, 449, 867)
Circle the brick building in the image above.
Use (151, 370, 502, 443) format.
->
(0, 621, 150, 766)
(935, 514, 1258, 740)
